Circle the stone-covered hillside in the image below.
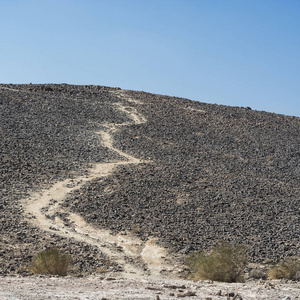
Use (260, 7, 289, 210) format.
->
(65, 88, 300, 262)
(0, 84, 299, 274)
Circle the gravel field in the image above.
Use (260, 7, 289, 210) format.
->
(0, 84, 299, 298)
(0, 84, 128, 274)
(65, 88, 300, 262)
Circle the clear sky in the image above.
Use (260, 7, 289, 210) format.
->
(1, 0, 299, 117)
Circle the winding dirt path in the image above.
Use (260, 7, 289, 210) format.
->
(0, 86, 21, 92)
(21, 90, 179, 279)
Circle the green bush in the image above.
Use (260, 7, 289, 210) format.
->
(30, 247, 72, 276)
(268, 258, 300, 280)
(186, 241, 247, 282)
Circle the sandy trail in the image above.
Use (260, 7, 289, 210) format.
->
(0, 86, 21, 92)
(21, 90, 179, 279)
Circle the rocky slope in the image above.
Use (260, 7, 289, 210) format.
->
(66, 88, 300, 262)
(0, 84, 299, 276)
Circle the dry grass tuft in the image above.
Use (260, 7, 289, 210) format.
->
(96, 266, 107, 274)
(30, 247, 72, 276)
(268, 258, 300, 280)
(186, 241, 247, 283)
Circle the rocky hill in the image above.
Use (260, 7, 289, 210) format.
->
(0, 84, 299, 276)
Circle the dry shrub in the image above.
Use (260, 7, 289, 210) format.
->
(186, 241, 247, 282)
(96, 266, 107, 274)
(249, 268, 267, 280)
(268, 258, 300, 280)
(131, 224, 140, 234)
(30, 247, 72, 276)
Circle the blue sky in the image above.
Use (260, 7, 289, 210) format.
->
(1, 0, 299, 117)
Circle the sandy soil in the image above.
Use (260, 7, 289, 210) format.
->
(0, 275, 299, 300)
